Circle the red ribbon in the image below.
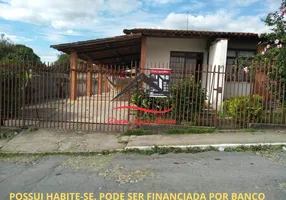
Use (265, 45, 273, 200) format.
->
(112, 105, 173, 114)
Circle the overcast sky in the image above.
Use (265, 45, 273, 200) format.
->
(0, 0, 282, 62)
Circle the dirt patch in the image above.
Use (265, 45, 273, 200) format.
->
(0, 128, 21, 139)
(98, 164, 154, 184)
(0, 155, 42, 164)
(255, 151, 286, 166)
(278, 182, 286, 193)
(61, 154, 115, 171)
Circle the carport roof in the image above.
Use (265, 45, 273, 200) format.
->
(50, 34, 142, 65)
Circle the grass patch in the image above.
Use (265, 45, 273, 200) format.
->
(122, 129, 155, 136)
(0, 128, 21, 139)
(0, 153, 43, 164)
(166, 128, 216, 134)
(0, 145, 284, 157)
(122, 127, 262, 136)
(237, 129, 258, 133)
(123, 144, 284, 155)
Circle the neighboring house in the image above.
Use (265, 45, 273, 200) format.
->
(51, 28, 259, 108)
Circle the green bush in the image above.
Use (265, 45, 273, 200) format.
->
(130, 90, 172, 120)
(170, 77, 205, 122)
(122, 129, 155, 136)
(130, 77, 205, 124)
(166, 128, 216, 134)
(221, 94, 264, 125)
(1, 67, 25, 124)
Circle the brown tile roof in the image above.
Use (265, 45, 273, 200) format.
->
(50, 34, 142, 64)
(123, 28, 258, 38)
(51, 34, 142, 50)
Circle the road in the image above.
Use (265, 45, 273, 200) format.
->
(0, 151, 286, 200)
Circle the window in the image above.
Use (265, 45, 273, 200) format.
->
(226, 49, 255, 81)
(170, 51, 203, 81)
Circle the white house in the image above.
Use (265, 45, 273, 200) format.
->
(51, 28, 259, 109)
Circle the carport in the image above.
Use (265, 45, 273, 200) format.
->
(51, 34, 144, 100)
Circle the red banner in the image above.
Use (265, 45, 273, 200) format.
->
(150, 68, 171, 75)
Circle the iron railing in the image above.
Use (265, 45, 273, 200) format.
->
(0, 61, 285, 131)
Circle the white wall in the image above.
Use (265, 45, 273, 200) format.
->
(224, 82, 252, 99)
(146, 37, 208, 66)
(207, 39, 228, 109)
(146, 37, 209, 90)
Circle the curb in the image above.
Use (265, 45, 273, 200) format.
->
(1, 143, 285, 155)
(0, 148, 125, 155)
(125, 142, 286, 150)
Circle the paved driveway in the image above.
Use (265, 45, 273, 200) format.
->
(0, 151, 286, 199)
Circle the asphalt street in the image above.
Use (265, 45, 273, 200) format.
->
(0, 151, 286, 200)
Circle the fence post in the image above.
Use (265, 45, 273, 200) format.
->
(214, 66, 221, 128)
(98, 65, 102, 95)
(22, 61, 26, 128)
(0, 62, 2, 126)
(86, 59, 93, 97)
(70, 52, 78, 101)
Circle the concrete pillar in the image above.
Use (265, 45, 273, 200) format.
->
(86, 59, 93, 97)
(208, 39, 228, 111)
(70, 52, 78, 101)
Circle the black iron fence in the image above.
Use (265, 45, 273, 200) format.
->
(0, 61, 285, 131)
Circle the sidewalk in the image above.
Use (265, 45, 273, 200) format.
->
(0, 129, 285, 153)
(126, 131, 286, 149)
(0, 130, 125, 153)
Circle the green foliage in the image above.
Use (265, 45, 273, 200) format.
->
(122, 129, 155, 136)
(261, 106, 286, 124)
(0, 35, 41, 64)
(166, 128, 216, 134)
(53, 53, 86, 74)
(0, 128, 20, 139)
(28, 126, 37, 132)
(221, 95, 264, 125)
(235, 1, 286, 103)
(130, 88, 172, 120)
(0, 34, 41, 123)
(0, 34, 14, 59)
(55, 53, 70, 65)
(257, 0, 286, 83)
(1, 67, 25, 123)
(171, 77, 205, 122)
(130, 77, 205, 124)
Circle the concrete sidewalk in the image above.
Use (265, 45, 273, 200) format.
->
(0, 129, 285, 153)
(126, 131, 286, 149)
(0, 130, 126, 153)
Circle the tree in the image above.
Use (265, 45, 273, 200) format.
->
(54, 53, 85, 65)
(0, 34, 14, 60)
(0, 34, 41, 64)
(55, 53, 70, 66)
(257, 0, 286, 83)
(0, 34, 41, 124)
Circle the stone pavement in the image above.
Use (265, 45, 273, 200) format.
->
(0, 129, 286, 153)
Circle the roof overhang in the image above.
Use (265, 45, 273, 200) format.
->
(123, 28, 258, 39)
(51, 34, 142, 65)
